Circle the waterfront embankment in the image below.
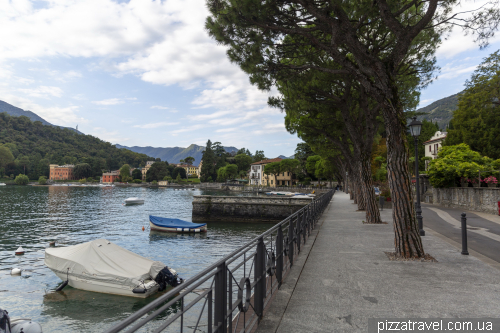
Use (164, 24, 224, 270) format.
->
(256, 192, 500, 333)
(192, 195, 314, 222)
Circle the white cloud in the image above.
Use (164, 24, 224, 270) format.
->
(92, 98, 124, 105)
(439, 65, 477, 80)
(91, 127, 129, 144)
(0, 94, 86, 126)
(18, 85, 63, 98)
(151, 105, 178, 112)
(134, 122, 180, 129)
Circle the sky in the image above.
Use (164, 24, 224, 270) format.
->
(0, 0, 499, 159)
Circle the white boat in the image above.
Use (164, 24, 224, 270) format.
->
(124, 197, 144, 205)
(265, 191, 294, 196)
(0, 183, 6, 186)
(45, 239, 181, 298)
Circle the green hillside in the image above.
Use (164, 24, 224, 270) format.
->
(0, 100, 82, 134)
(117, 144, 239, 166)
(0, 112, 155, 180)
(416, 93, 460, 129)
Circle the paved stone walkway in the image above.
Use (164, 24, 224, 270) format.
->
(256, 192, 500, 333)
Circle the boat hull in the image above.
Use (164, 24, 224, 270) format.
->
(125, 200, 144, 205)
(149, 221, 207, 233)
(51, 269, 159, 298)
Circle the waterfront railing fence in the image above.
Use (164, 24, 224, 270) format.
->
(104, 189, 335, 333)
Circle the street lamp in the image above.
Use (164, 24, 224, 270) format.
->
(409, 116, 425, 236)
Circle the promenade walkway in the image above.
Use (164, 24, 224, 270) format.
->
(256, 192, 500, 333)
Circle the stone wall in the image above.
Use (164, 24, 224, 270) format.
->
(192, 195, 313, 222)
(431, 187, 500, 215)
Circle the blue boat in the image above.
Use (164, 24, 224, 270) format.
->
(149, 215, 207, 233)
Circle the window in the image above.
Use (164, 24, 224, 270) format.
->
(271, 180, 273, 185)
(429, 145, 431, 152)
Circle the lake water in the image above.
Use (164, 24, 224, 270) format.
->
(0, 185, 271, 332)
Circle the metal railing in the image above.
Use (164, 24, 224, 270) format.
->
(104, 189, 335, 333)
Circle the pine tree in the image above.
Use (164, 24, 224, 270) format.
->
(200, 140, 215, 182)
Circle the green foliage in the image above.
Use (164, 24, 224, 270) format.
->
(120, 164, 132, 182)
(252, 150, 266, 163)
(146, 162, 169, 182)
(172, 167, 187, 179)
(79, 178, 87, 183)
(38, 176, 47, 185)
(427, 144, 495, 187)
(0, 113, 154, 180)
(0, 145, 15, 168)
(234, 153, 252, 172)
(305, 156, 321, 176)
(263, 162, 281, 178)
(183, 156, 195, 165)
(217, 164, 238, 181)
(445, 50, 500, 159)
(280, 159, 300, 175)
(176, 174, 181, 182)
(132, 168, 142, 180)
(200, 140, 216, 182)
(87, 177, 94, 182)
(15, 173, 29, 185)
(133, 179, 142, 183)
(74, 163, 92, 179)
(152, 180, 158, 185)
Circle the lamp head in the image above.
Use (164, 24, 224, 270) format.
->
(409, 116, 422, 137)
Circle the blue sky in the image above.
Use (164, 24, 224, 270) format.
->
(0, 0, 499, 159)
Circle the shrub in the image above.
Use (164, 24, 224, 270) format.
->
(15, 174, 29, 185)
(79, 178, 86, 183)
(152, 180, 158, 185)
(133, 179, 142, 183)
(38, 176, 47, 185)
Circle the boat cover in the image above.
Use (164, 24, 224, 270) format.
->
(45, 239, 165, 288)
(149, 215, 206, 229)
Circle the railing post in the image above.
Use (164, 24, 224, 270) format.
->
(461, 213, 469, 255)
(276, 226, 283, 285)
(254, 237, 266, 319)
(302, 211, 307, 242)
(288, 219, 294, 266)
(214, 262, 227, 333)
(296, 215, 301, 252)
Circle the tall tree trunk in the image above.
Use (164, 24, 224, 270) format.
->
(383, 91, 424, 258)
(359, 158, 382, 223)
(354, 163, 366, 210)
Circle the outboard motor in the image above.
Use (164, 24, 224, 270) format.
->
(155, 267, 183, 291)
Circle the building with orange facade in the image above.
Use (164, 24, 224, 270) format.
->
(49, 164, 76, 181)
(102, 170, 120, 183)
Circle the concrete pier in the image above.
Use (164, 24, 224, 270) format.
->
(192, 195, 313, 222)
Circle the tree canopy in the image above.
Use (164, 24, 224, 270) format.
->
(445, 50, 500, 159)
(73, 163, 92, 180)
(146, 162, 169, 182)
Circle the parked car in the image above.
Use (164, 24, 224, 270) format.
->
(374, 187, 381, 196)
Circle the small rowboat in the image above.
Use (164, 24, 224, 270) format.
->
(149, 215, 207, 233)
(125, 197, 144, 205)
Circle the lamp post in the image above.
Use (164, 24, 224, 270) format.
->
(409, 116, 425, 236)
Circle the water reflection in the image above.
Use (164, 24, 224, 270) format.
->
(0, 186, 271, 332)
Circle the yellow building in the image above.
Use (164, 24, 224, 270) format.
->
(177, 164, 198, 177)
(142, 161, 155, 180)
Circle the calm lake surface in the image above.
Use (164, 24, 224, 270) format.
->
(0, 185, 271, 332)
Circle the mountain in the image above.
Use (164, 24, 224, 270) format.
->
(116, 144, 239, 166)
(416, 93, 460, 129)
(277, 155, 294, 159)
(0, 112, 154, 179)
(0, 100, 82, 134)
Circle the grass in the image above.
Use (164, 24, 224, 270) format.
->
(176, 178, 201, 184)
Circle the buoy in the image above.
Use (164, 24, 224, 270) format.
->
(11, 268, 22, 275)
(49, 241, 56, 247)
(142, 226, 145, 231)
(15, 246, 25, 255)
